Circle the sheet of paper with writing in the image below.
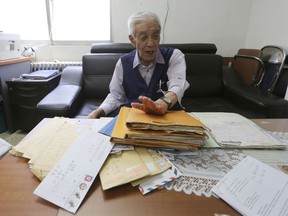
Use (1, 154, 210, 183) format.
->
(33, 128, 114, 213)
(212, 156, 288, 216)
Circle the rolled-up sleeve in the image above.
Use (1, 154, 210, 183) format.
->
(167, 49, 190, 103)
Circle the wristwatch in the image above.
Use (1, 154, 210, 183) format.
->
(160, 97, 172, 109)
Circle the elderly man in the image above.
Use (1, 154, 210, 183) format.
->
(88, 11, 189, 118)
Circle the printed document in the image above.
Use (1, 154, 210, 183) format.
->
(212, 156, 288, 216)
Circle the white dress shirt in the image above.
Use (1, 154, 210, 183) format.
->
(99, 48, 190, 115)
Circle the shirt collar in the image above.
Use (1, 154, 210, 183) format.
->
(133, 48, 165, 69)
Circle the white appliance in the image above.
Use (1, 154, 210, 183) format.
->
(0, 33, 21, 60)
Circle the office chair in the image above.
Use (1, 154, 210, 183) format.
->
(259, 45, 287, 92)
(233, 48, 265, 87)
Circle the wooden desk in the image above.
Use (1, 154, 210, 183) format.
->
(252, 118, 288, 132)
(0, 57, 33, 66)
(0, 154, 58, 216)
(0, 119, 287, 216)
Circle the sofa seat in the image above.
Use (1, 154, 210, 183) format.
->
(182, 97, 265, 118)
(74, 99, 102, 118)
(37, 85, 81, 116)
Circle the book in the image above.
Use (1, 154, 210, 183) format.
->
(192, 112, 287, 149)
(110, 107, 207, 150)
(21, 70, 59, 80)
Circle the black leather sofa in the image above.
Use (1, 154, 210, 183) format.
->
(36, 43, 288, 120)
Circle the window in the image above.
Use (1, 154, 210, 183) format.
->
(0, 0, 111, 44)
(0, 0, 48, 40)
(49, 0, 110, 42)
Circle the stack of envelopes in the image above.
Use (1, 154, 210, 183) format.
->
(111, 107, 207, 150)
(99, 147, 178, 194)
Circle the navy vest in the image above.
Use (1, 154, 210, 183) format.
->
(121, 47, 176, 106)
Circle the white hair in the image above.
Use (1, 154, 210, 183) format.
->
(127, 11, 161, 38)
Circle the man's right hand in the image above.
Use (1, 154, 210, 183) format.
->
(87, 108, 105, 119)
(131, 96, 168, 115)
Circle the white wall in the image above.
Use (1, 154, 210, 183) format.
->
(35, 0, 288, 61)
(245, 0, 288, 51)
(111, 0, 252, 56)
(35, 45, 90, 62)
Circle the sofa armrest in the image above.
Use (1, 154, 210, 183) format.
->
(37, 85, 82, 117)
(222, 66, 288, 118)
(36, 66, 84, 117)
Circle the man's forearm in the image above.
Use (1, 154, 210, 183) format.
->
(87, 108, 105, 119)
(164, 91, 178, 108)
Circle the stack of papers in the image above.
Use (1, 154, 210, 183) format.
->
(110, 107, 207, 150)
(10, 117, 82, 180)
(10, 117, 111, 180)
(192, 112, 288, 149)
(99, 147, 181, 195)
(11, 117, 114, 213)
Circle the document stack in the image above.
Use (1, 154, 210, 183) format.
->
(111, 107, 207, 150)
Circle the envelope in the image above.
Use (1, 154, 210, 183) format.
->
(99, 150, 150, 190)
(131, 147, 171, 186)
(138, 161, 182, 195)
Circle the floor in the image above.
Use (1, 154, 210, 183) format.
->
(0, 130, 27, 146)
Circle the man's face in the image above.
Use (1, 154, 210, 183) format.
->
(129, 20, 161, 66)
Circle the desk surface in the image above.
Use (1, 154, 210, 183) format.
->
(0, 57, 32, 66)
(1, 118, 287, 216)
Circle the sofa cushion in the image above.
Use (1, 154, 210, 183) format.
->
(74, 99, 103, 118)
(182, 96, 266, 118)
(37, 85, 81, 116)
(184, 54, 223, 97)
(90, 43, 217, 54)
(82, 53, 124, 99)
(59, 66, 83, 86)
(37, 85, 81, 110)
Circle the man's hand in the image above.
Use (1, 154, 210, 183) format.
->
(87, 108, 105, 119)
(131, 96, 168, 115)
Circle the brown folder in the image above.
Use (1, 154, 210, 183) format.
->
(126, 107, 205, 134)
(110, 107, 206, 150)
